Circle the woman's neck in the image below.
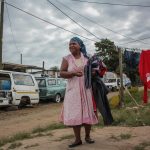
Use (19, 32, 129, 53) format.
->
(72, 52, 81, 59)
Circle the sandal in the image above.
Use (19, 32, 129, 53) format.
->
(68, 140, 82, 148)
(85, 137, 95, 144)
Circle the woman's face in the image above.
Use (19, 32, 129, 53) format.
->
(69, 41, 80, 55)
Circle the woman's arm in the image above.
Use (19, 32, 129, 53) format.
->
(60, 58, 75, 78)
(60, 58, 83, 79)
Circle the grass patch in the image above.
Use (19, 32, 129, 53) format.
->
(24, 143, 39, 149)
(109, 135, 119, 141)
(0, 132, 31, 147)
(134, 141, 150, 150)
(0, 123, 65, 148)
(119, 133, 131, 140)
(106, 89, 150, 127)
(56, 134, 74, 141)
(7, 142, 22, 149)
(32, 123, 65, 134)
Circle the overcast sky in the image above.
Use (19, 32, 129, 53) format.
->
(3, 0, 150, 69)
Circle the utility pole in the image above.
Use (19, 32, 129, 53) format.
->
(20, 53, 22, 64)
(0, 0, 4, 69)
(118, 47, 124, 107)
(42, 61, 45, 75)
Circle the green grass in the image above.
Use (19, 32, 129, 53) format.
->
(134, 141, 150, 150)
(109, 135, 119, 141)
(7, 142, 22, 149)
(56, 134, 74, 141)
(119, 133, 131, 140)
(0, 123, 65, 148)
(32, 123, 65, 134)
(0, 132, 31, 147)
(107, 89, 150, 127)
(24, 143, 39, 149)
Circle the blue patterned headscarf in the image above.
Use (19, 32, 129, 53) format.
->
(70, 37, 88, 58)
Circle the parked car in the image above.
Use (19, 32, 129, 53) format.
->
(0, 70, 39, 108)
(124, 77, 132, 88)
(104, 78, 119, 91)
(35, 77, 66, 103)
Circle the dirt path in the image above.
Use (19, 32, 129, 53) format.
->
(1, 89, 149, 150)
(2, 126, 150, 150)
(0, 91, 119, 139)
(0, 103, 63, 138)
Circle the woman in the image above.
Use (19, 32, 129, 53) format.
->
(60, 37, 98, 148)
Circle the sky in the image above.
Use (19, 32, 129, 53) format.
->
(2, 0, 150, 69)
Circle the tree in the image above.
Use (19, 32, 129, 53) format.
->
(50, 66, 59, 71)
(95, 39, 119, 72)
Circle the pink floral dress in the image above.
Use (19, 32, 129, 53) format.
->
(60, 53, 98, 126)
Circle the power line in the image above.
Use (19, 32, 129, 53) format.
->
(4, 1, 97, 42)
(4, 1, 150, 48)
(71, 0, 150, 8)
(121, 36, 150, 45)
(5, 2, 19, 52)
(56, 0, 149, 45)
(47, 0, 101, 40)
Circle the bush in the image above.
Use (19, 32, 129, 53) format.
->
(109, 95, 120, 108)
(129, 87, 139, 94)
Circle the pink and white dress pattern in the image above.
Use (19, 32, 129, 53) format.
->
(60, 53, 98, 126)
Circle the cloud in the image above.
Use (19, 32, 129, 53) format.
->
(3, 0, 150, 69)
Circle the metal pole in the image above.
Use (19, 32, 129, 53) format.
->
(42, 61, 44, 75)
(21, 53, 22, 64)
(0, 0, 4, 69)
(118, 47, 124, 107)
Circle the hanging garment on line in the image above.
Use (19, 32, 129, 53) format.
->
(139, 50, 150, 103)
(92, 76, 114, 125)
(124, 50, 140, 68)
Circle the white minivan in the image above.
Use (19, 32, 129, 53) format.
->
(0, 70, 39, 108)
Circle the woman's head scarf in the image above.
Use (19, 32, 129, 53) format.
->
(70, 37, 88, 58)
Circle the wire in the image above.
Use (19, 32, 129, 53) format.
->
(71, 0, 150, 8)
(47, 0, 101, 40)
(4, 1, 150, 49)
(56, 0, 149, 45)
(5, 2, 20, 52)
(4, 1, 97, 42)
(121, 36, 150, 45)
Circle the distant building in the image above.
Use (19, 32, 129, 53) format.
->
(2, 62, 43, 73)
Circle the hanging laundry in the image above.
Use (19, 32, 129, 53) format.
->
(139, 50, 150, 103)
(124, 50, 140, 69)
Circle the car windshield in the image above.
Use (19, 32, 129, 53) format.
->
(105, 79, 116, 83)
(36, 79, 46, 87)
(12, 74, 34, 86)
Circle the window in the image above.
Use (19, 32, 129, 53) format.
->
(36, 79, 46, 87)
(57, 79, 61, 85)
(48, 79, 56, 85)
(0, 74, 11, 90)
(12, 74, 34, 86)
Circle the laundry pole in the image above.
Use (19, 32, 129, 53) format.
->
(118, 47, 124, 107)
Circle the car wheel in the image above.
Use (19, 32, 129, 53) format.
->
(55, 94, 61, 103)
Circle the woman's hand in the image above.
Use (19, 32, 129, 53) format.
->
(71, 71, 83, 77)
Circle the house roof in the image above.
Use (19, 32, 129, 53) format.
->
(3, 62, 43, 72)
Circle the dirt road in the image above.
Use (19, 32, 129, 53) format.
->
(0, 92, 118, 139)
(0, 103, 62, 138)
(1, 90, 150, 150)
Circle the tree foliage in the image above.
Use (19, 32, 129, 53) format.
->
(50, 66, 59, 71)
(95, 39, 119, 72)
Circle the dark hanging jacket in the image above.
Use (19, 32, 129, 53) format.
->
(92, 76, 114, 125)
(84, 55, 114, 125)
